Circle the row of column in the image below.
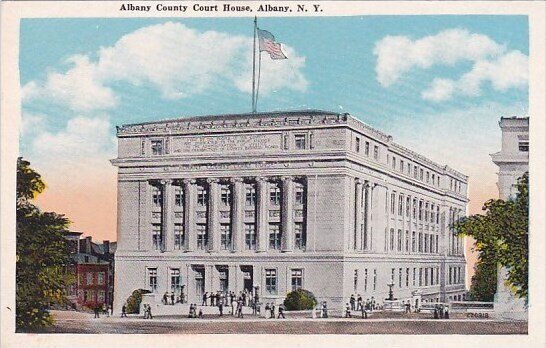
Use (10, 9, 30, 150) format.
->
(153, 176, 299, 253)
(355, 179, 373, 251)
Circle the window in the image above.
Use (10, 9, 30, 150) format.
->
(295, 222, 306, 250)
(412, 268, 416, 286)
(245, 224, 256, 250)
(435, 235, 439, 253)
(220, 185, 231, 205)
(436, 206, 440, 224)
(414, 166, 418, 178)
(364, 269, 368, 292)
(98, 272, 105, 285)
(170, 268, 181, 292)
(391, 268, 395, 283)
(389, 228, 395, 251)
(295, 184, 305, 205)
(373, 145, 379, 160)
(412, 231, 416, 252)
(420, 168, 424, 180)
(245, 184, 256, 206)
(392, 156, 396, 169)
(152, 224, 162, 250)
(425, 267, 429, 286)
(353, 270, 358, 292)
(419, 268, 423, 286)
(426, 171, 430, 183)
(519, 140, 529, 152)
(400, 160, 404, 172)
(218, 268, 228, 292)
(425, 203, 429, 222)
(418, 232, 423, 252)
(174, 223, 184, 249)
(430, 234, 435, 254)
(407, 163, 411, 175)
(96, 290, 105, 303)
(355, 137, 361, 152)
(148, 268, 158, 292)
(424, 233, 429, 253)
(373, 269, 377, 290)
(406, 196, 411, 216)
(270, 182, 281, 205)
(431, 267, 435, 285)
(197, 186, 207, 206)
(398, 195, 403, 216)
(151, 140, 163, 155)
(405, 230, 410, 252)
(196, 224, 207, 250)
(265, 269, 277, 294)
(397, 229, 402, 252)
(220, 224, 231, 250)
(86, 272, 93, 285)
(268, 223, 281, 250)
(152, 186, 162, 207)
(399, 268, 403, 288)
(431, 204, 435, 223)
(432, 173, 436, 185)
(365, 141, 370, 156)
(291, 269, 303, 291)
(295, 134, 306, 149)
(406, 268, 410, 287)
(418, 201, 423, 221)
(175, 186, 183, 206)
(390, 193, 396, 214)
(412, 199, 417, 219)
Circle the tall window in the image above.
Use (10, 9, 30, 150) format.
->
(432, 173, 436, 185)
(355, 137, 361, 152)
(391, 268, 395, 283)
(170, 268, 181, 292)
(419, 268, 423, 286)
(419, 168, 424, 180)
(406, 196, 411, 216)
(390, 193, 396, 214)
(245, 184, 256, 206)
(295, 184, 305, 205)
(270, 182, 281, 205)
(295, 134, 307, 149)
(220, 185, 231, 205)
(414, 166, 418, 178)
(407, 163, 411, 175)
(412, 199, 417, 219)
(412, 231, 416, 252)
(365, 141, 370, 156)
(424, 233, 429, 253)
(412, 268, 416, 286)
(245, 223, 256, 250)
(373, 269, 377, 290)
(398, 194, 403, 215)
(148, 268, 158, 292)
(152, 224, 162, 250)
(86, 272, 93, 285)
(265, 269, 277, 294)
(431, 204, 435, 223)
(389, 228, 395, 251)
(435, 235, 439, 253)
(174, 223, 184, 249)
(418, 201, 423, 221)
(425, 203, 429, 222)
(295, 222, 306, 250)
(373, 145, 379, 160)
(291, 269, 303, 291)
(405, 268, 410, 287)
(152, 186, 162, 207)
(151, 140, 163, 155)
(98, 272, 105, 285)
(405, 230, 409, 252)
(196, 224, 207, 250)
(426, 171, 430, 183)
(400, 160, 404, 172)
(436, 206, 440, 224)
(397, 229, 402, 252)
(98, 290, 105, 303)
(220, 224, 232, 250)
(268, 223, 281, 250)
(398, 268, 402, 288)
(392, 156, 396, 169)
(418, 232, 423, 253)
(197, 186, 207, 206)
(353, 270, 358, 292)
(364, 269, 368, 292)
(175, 186, 183, 206)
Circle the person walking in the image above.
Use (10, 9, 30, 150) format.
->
(171, 292, 175, 305)
(345, 303, 352, 318)
(350, 294, 356, 311)
(94, 306, 100, 319)
(433, 306, 439, 319)
(237, 299, 244, 318)
(322, 302, 328, 318)
(188, 303, 194, 318)
(202, 292, 208, 306)
(270, 304, 276, 319)
(121, 304, 128, 318)
(218, 299, 224, 316)
(445, 306, 450, 319)
(277, 303, 285, 319)
(265, 303, 270, 319)
(357, 295, 362, 311)
(361, 303, 368, 319)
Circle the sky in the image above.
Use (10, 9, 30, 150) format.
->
(19, 16, 529, 281)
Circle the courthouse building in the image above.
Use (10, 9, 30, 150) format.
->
(112, 110, 467, 311)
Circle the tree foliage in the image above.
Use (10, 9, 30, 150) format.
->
(454, 172, 528, 301)
(126, 289, 151, 314)
(467, 257, 497, 302)
(16, 157, 72, 331)
(283, 289, 318, 310)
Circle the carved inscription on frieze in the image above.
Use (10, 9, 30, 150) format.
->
(172, 133, 282, 154)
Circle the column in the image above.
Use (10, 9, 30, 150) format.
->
(365, 182, 373, 251)
(162, 180, 174, 251)
(228, 264, 238, 293)
(207, 178, 220, 252)
(256, 177, 268, 252)
(231, 178, 245, 252)
(355, 179, 363, 251)
(281, 176, 294, 252)
(139, 180, 151, 251)
(183, 179, 196, 251)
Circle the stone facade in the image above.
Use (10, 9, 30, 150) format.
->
(491, 116, 529, 320)
(112, 110, 468, 312)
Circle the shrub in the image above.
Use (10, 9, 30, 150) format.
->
(125, 289, 151, 314)
(283, 289, 317, 310)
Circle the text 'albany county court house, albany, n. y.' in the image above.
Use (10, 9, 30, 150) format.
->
(111, 110, 467, 312)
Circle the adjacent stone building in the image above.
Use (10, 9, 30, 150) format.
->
(491, 116, 529, 320)
(112, 110, 467, 312)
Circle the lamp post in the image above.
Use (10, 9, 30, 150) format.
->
(387, 282, 395, 301)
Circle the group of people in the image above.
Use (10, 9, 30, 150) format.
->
(349, 294, 377, 312)
(93, 304, 113, 319)
(311, 301, 329, 318)
(162, 290, 185, 305)
(142, 304, 154, 319)
(433, 304, 450, 319)
(201, 289, 254, 308)
(187, 303, 203, 318)
(264, 303, 285, 319)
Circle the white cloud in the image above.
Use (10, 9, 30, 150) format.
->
(20, 111, 45, 136)
(422, 50, 529, 101)
(374, 28, 527, 101)
(23, 22, 308, 111)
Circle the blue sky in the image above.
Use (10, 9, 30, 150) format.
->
(19, 16, 529, 241)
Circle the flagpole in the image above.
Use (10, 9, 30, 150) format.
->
(255, 51, 262, 112)
(251, 16, 257, 113)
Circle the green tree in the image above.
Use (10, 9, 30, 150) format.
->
(455, 172, 528, 301)
(125, 289, 151, 314)
(283, 289, 317, 310)
(16, 157, 73, 331)
(467, 256, 497, 302)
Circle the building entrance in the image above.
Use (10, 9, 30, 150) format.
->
(241, 266, 254, 292)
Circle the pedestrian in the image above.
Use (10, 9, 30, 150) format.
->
(312, 305, 317, 319)
(361, 303, 368, 319)
(433, 306, 439, 319)
(322, 302, 328, 318)
(270, 304, 275, 319)
(148, 305, 153, 319)
(202, 292, 208, 306)
(103, 303, 109, 317)
(219, 300, 224, 316)
(237, 299, 244, 318)
(188, 303, 194, 318)
(265, 303, 270, 319)
(405, 301, 411, 313)
(94, 306, 100, 319)
(121, 304, 128, 318)
(371, 296, 376, 310)
(109, 304, 113, 316)
(277, 303, 285, 319)
(345, 303, 351, 318)
(445, 306, 450, 319)
(232, 297, 237, 316)
(163, 292, 168, 305)
(350, 294, 355, 311)
(439, 304, 445, 319)
(198, 307, 203, 319)
(357, 295, 362, 311)
(171, 292, 175, 305)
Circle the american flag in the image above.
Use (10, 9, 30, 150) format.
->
(257, 28, 287, 60)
